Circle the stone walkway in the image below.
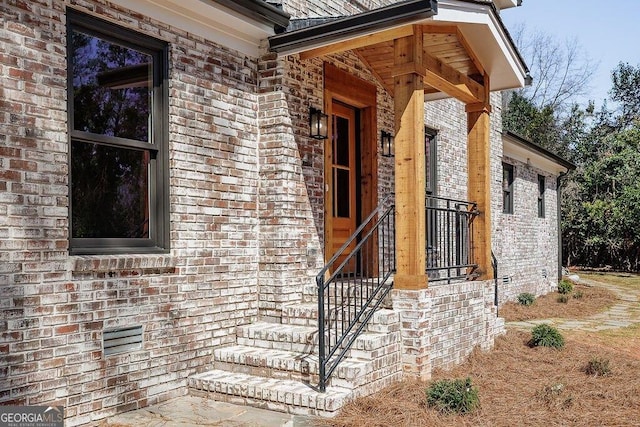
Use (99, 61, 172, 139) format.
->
(100, 395, 318, 427)
(507, 275, 640, 332)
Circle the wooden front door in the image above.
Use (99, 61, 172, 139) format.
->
(328, 101, 358, 271)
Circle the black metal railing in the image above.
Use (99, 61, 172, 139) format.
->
(316, 202, 395, 392)
(426, 196, 479, 283)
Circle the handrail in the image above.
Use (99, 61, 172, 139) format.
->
(316, 201, 395, 392)
(315, 195, 479, 392)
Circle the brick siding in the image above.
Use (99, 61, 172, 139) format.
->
(1, 0, 555, 424)
(1, 1, 263, 424)
(494, 155, 560, 302)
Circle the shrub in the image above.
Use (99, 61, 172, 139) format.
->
(557, 294, 569, 303)
(558, 279, 574, 294)
(426, 377, 480, 415)
(517, 292, 536, 306)
(529, 324, 565, 349)
(573, 290, 584, 299)
(584, 357, 611, 376)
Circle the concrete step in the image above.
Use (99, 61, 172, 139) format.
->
(188, 369, 352, 416)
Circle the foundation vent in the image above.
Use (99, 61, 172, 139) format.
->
(104, 325, 143, 356)
(502, 276, 511, 285)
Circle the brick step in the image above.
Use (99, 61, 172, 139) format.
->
(236, 321, 400, 355)
(302, 278, 394, 303)
(188, 369, 352, 416)
(213, 344, 398, 389)
(282, 304, 400, 332)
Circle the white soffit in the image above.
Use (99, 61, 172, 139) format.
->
(434, 0, 527, 92)
(503, 136, 569, 175)
(494, 0, 519, 11)
(108, 0, 274, 57)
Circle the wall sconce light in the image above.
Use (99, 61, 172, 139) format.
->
(381, 130, 394, 157)
(309, 107, 328, 140)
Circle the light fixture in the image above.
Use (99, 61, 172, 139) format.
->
(309, 107, 328, 140)
(381, 130, 394, 157)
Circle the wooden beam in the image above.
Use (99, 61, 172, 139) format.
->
(466, 99, 493, 281)
(299, 25, 414, 60)
(354, 50, 394, 95)
(423, 52, 485, 104)
(393, 27, 427, 290)
(420, 24, 458, 34)
(456, 28, 486, 77)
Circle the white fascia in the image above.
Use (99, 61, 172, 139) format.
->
(503, 136, 570, 175)
(108, 0, 273, 57)
(493, 0, 520, 11)
(434, 0, 528, 92)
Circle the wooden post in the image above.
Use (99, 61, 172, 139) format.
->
(393, 27, 427, 290)
(466, 100, 494, 280)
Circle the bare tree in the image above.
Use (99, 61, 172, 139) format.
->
(509, 24, 597, 113)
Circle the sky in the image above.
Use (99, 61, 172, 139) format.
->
(500, 0, 640, 108)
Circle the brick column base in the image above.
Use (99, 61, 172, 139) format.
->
(391, 288, 432, 381)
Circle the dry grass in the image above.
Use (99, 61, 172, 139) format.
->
(326, 274, 640, 427)
(579, 271, 640, 291)
(327, 330, 640, 427)
(570, 324, 640, 361)
(499, 283, 617, 322)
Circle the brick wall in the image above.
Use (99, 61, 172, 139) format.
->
(255, 48, 398, 318)
(494, 155, 560, 302)
(1, 1, 263, 424)
(1, 0, 546, 424)
(281, 0, 393, 18)
(428, 279, 500, 370)
(256, 51, 325, 320)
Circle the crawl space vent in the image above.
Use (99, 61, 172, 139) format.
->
(103, 325, 143, 356)
(502, 276, 511, 285)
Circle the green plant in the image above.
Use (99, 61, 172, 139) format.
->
(558, 279, 574, 294)
(573, 290, 584, 299)
(557, 294, 569, 303)
(584, 357, 611, 376)
(529, 324, 565, 349)
(517, 292, 536, 306)
(426, 377, 480, 415)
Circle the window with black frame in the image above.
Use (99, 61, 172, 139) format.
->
(502, 163, 514, 214)
(425, 128, 437, 197)
(426, 128, 438, 271)
(67, 10, 169, 254)
(537, 174, 545, 218)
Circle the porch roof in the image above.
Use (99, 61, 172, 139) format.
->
(268, 0, 530, 100)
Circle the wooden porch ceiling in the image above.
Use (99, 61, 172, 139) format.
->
(299, 23, 487, 105)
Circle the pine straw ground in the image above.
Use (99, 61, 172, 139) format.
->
(324, 278, 640, 427)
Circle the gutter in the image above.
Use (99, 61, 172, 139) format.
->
(268, 0, 437, 54)
(556, 171, 568, 281)
(213, 0, 290, 31)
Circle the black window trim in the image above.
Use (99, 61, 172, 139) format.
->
(502, 162, 514, 215)
(425, 127, 438, 251)
(537, 174, 546, 218)
(67, 8, 170, 255)
(425, 127, 438, 196)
